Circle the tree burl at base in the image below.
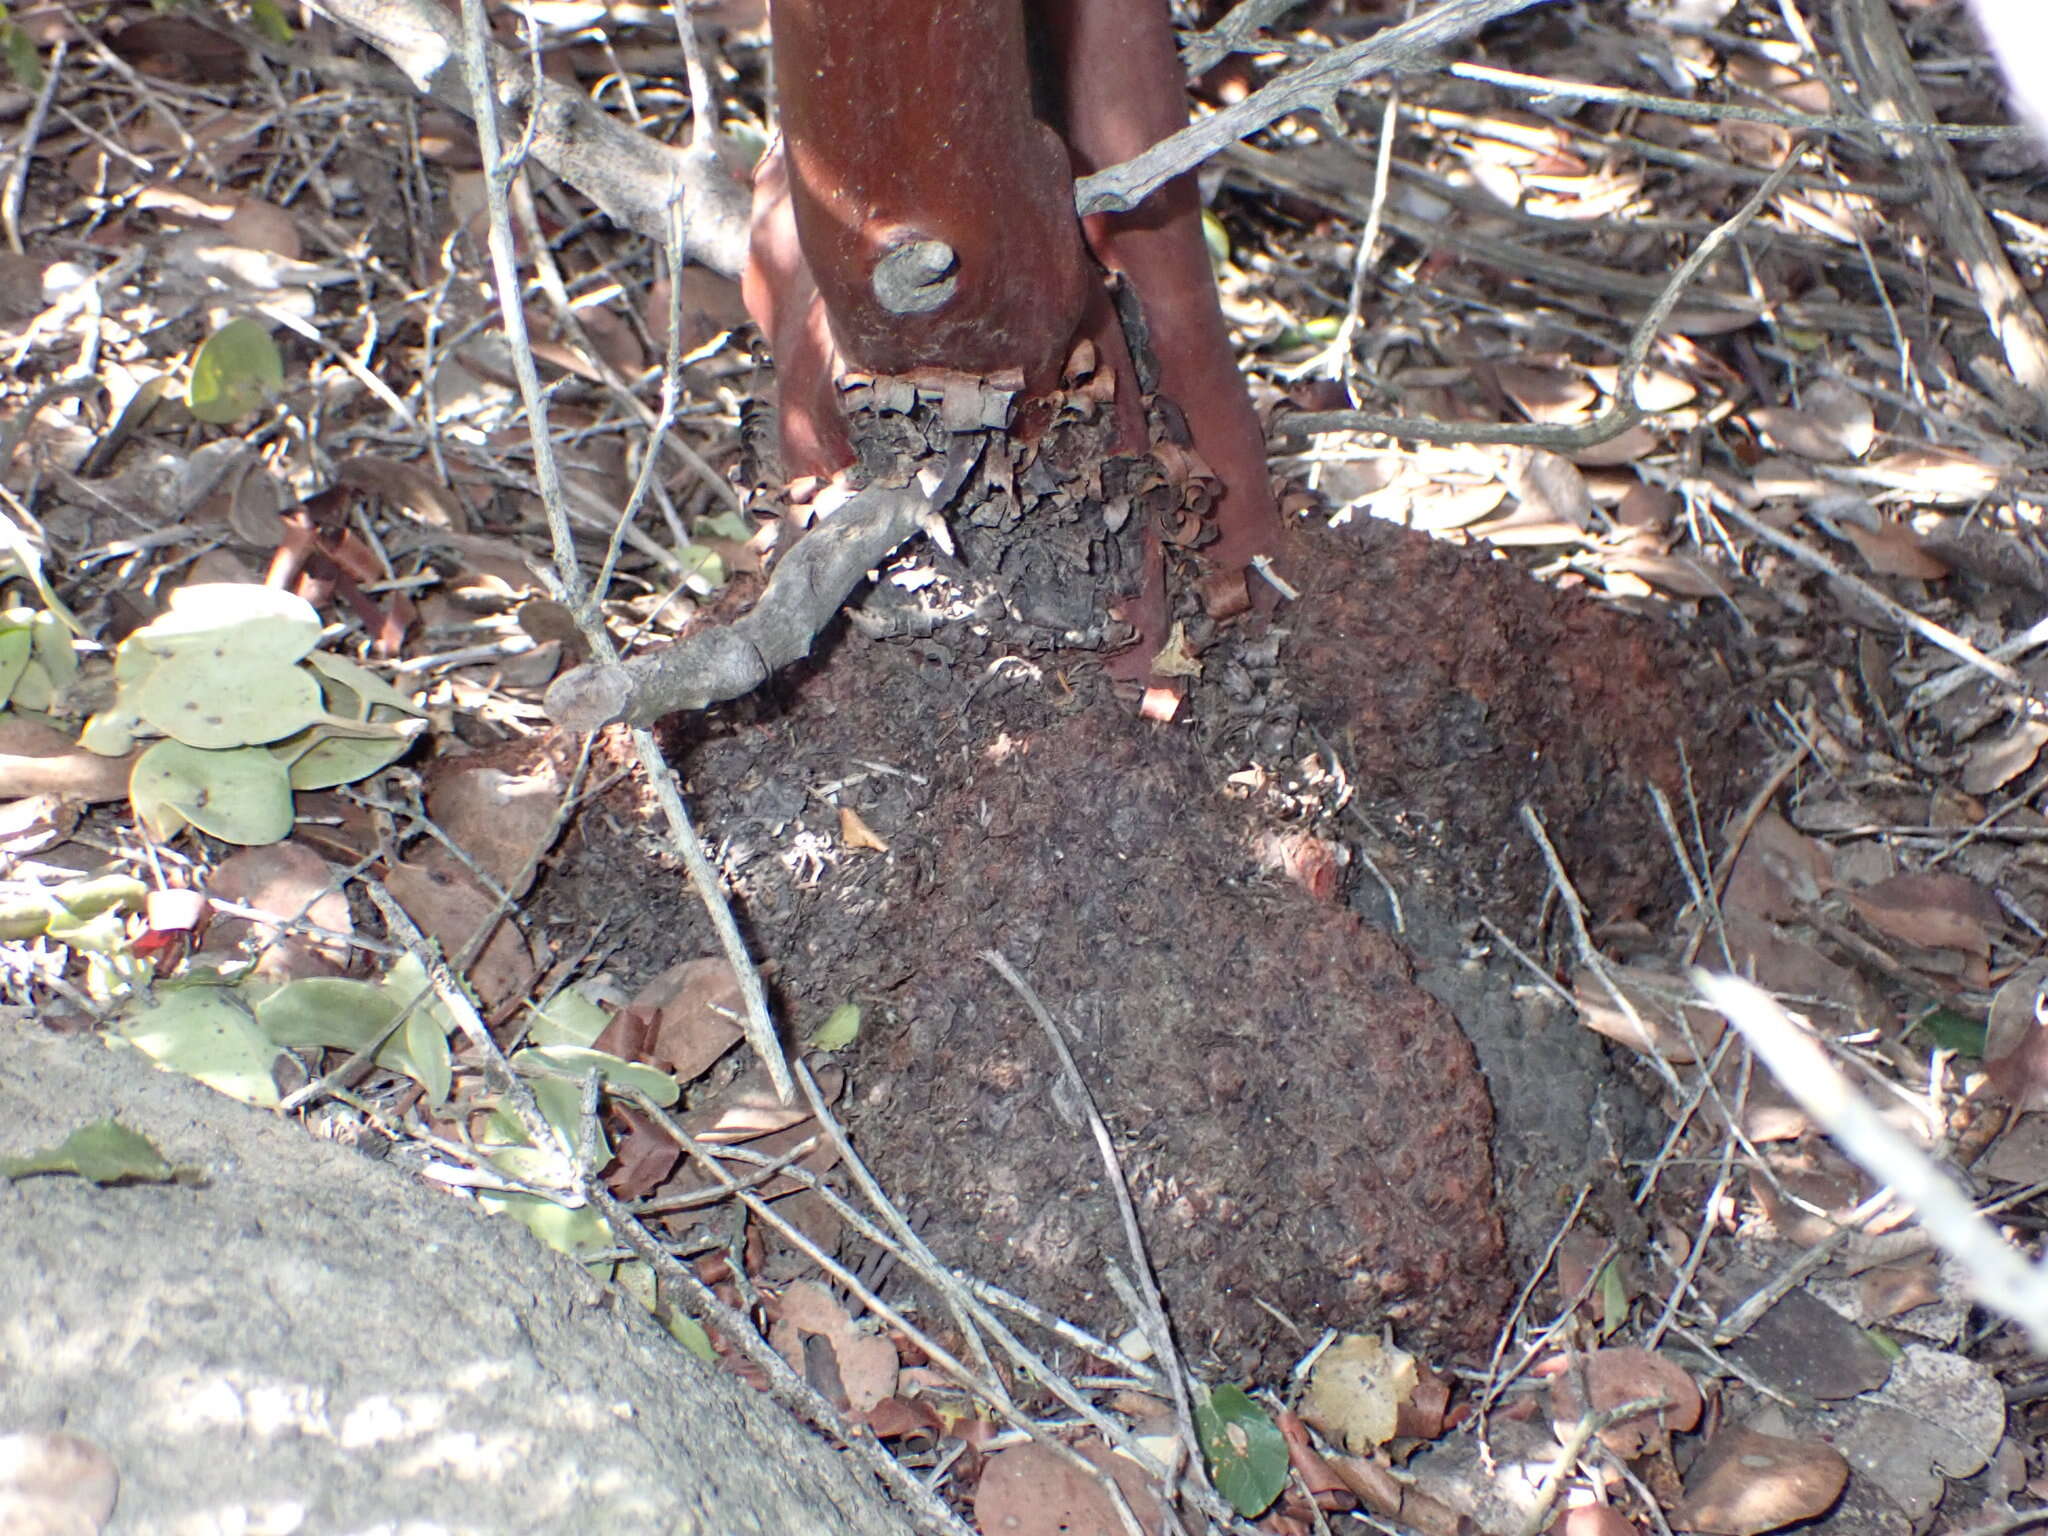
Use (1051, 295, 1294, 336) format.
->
(546, 517, 1740, 1377)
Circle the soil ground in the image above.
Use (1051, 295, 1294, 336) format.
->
(7, 0, 2048, 1529)
(543, 513, 1745, 1374)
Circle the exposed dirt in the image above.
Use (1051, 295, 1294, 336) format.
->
(540, 516, 1747, 1377)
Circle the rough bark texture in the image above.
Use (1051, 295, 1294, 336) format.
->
(0, 1026, 919, 1536)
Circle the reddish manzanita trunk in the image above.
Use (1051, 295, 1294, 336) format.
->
(743, 0, 1282, 669)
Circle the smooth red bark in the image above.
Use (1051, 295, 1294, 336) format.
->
(1037, 0, 1283, 585)
(750, 0, 1285, 667)
(766, 0, 1092, 379)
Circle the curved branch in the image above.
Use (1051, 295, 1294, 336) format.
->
(1073, 0, 1560, 216)
(302, 0, 750, 276)
(544, 485, 932, 730)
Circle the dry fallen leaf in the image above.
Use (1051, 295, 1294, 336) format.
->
(1797, 378, 1876, 460)
(1724, 812, 1835, 923)
(1148, 621, 1203, 680)
(425, 752, 570, 901)
(1838, 519, 1951, 581)
(972, 1439, 1163, 1536)
(1546, 1347, 1701, 1458)
(1751, 405, 1851, 463)
(1495, 363, 1598, 424)
(1984, 957, 2048, 1110)
(1601, 551, 1727, 599)
(1302, 1334, 1418, 1454)
(1275, 1409, 1356, 1510)
(383, 850, 539, 1009)
(611, 956, 747, 1084)
(1551, 1505, 1640, 1536)
(838, 805, 890, 852)
(0, 717, 134, 803)
(769, 1280, 899, 1414)
(1672, 1426, 1848, 1535)
(1574, 964, 1725, 1065)
(1751, 1140, 1871, 1247)
(1858, 448, 2006, 503)
(1857, 1255, 1942, 1322)
(203, 842, 354, 981)
(1961, 716, 2048, 796)
(1845, 871, 2001, 958)
(1403, 476, 1510, 532)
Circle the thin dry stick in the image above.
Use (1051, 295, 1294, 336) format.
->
(1520, 804, 1780, 1206)
(1446, 60, 2021, 143)
(787, 1058, 1018, 1389)
(1075, 0, 1560, 215)
(1272, 150, 1802, 445)
(625, 1088, 1161, 1386)
(1710, 1187, 1896, 1345)
(588, 1154, 1143, 1510)
(575, 1179, 978, 1536)
(1908, 613, 2048, 713)
(1831, 0, 2048, 427)
(1, 37, 64, 256)
(1475, 1184, 1596, 1445)
(1512, 1393, 1674, 1536)
(1182, 0, 1303, 77)
(668, 0, 717, 155)
(452, 0, 790, 1103)
(980, 950, 1208, 1516)
(1642, 1128, 1736, 1352)
(1649, 780, 1731, 973)
(1289, 84, 1401, 385)
(362, 880, 569, 1172)
(1692, 971, 2048, 1350)
(1713, 499, 2026, 693)
(303, 0, 748, 267)
(1693, 739, 1812, 966)
(602, 1093, 1173, 1535)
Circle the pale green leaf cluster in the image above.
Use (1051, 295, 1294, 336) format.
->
(79, 584, 426, 845)
(0, 873, 152, 1001)
(114, 958, 707, 1357)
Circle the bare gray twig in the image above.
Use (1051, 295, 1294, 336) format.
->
(301, 0, 748, 273)
(1075, 0, 1560, 216)
(1692, 971, 2048, 1351)
(544, 484, 935, 730)
(1272, 149, 1801, 444)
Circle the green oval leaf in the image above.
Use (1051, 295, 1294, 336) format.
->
(0, 1119, 175, 1184)
(806, 1003, 861, 1051)
(188, 317, 284, 424)
(303, 652, 425, 720)
(1195, 1385, 1288, 1518)
(528, 987, 613, 1048)
(512, 1044, 680, 1108)
(136, 650, 325, 749)
(0, 620, 30, 708)
(279, 718, 422, 790)
(475, 1188, 611, 1259)
(130, 739, 296, 844)
(130, 584, 322, 665)
(119, 987, 283, 1106)
(257, 977, 451, 1104)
